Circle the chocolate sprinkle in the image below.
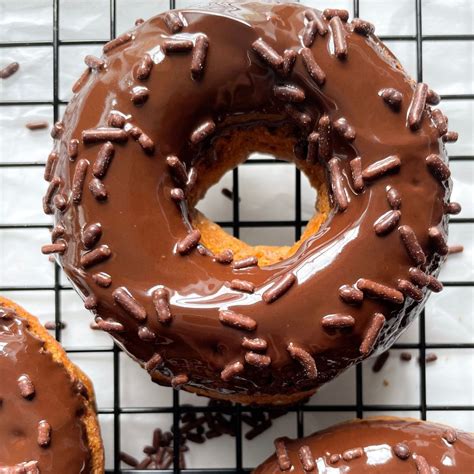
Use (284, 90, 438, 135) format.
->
(221, 361, 244, 382)
(359, 313, 385, 355)
(41, 241, 67, 255)
(171, 374, 189, 389)
(103, 32, 133, 54)
(241, 337, 267, 351)
(82, 223, 102, 249)
(136, 54, 153, 81)
(113, 287, 147, 321)
(282, 49, 297, 77)
(190, 119, 216, 144)
(329, 16, 348, 59)
(82, 127, 128, 144)
(400, 352, 412, 361)
(53, 193, 67, 212)
(298, 445, 315, 471)
(163, 39, 193, 53)
(397, 279, 423, 302)
(145, 353, 163, 373)
(427, 275, 443, 293)
(445, 202, 461, 215)
(215, 249, 234, 264)
(426, 154, 451, 181)
(26, 120, 48, 130)
(84, 54, 105, 70)
(262, 272, 296, 304)
(96, 318, 125, 332)
(18, 374, 35, 399)
(176, 229, 201, 255)
(380, 88, 403, 110)
(409, 267, 430, 288)
(92, 272, 112, 288)
(80, 245, 111, 269)
(138, 326, 156, 341)
(324, 9, 349, 22)
(428, 226, 449, 256)
(362, 155, 401, 181)
(274, 438, 292, 471)
(51, 224, 65, 242)
(372, 350, 390, 372)
(317, 115, 332, 160)
(108, 112, 126, 128)
(321, 313, 355, 329)
(51, 120, 64, 139)
(230, 279, 255, 293)
(442, 131, 458, 143)
(245, 352, 271, 368)
(166, 155, 188, 185)
(342, 447, 363, 461)
(407, 83, 428, 130)
(0, 61, 19, 79)
(414, 455, 431, 474)
(301, 48, 325, 86)
(387, 187, 401, 209)
(399, 225, 426, 266)
(67, 138, 79, 160)
(304, 9, 328, 36)
(44, 151, 58, 182)
(373, 210, 401, 236)
(357, 278, 404, 304)
(70, 159, 88, 204)
(37, 420, 51, 448)
(339, 284, 364, 305)
(251, 38, 284, 71)
(284, 105, 312, 130)
(72, 67, 91, 94)
(425, 352, 438, 363)
(329, 454, 341, 464)
(328, 157, 348, 211)
(349, 157, 364, 192)
(93, 142, 115, 178)
(352, 18, 375, 35)
(164, 12, 184, 33)
(170, 187, 185, 202)
(232, 256, 258, 269)
(191, 34, 209, 80)
(84, 294, 98, 311)
(306, 132, 319, 163)
(131, 87, 149, 106)
(334, 117, 356, 141)
(43, 176, 61, 214)
(287, 343, 317, 379)
(448, 244, 464, 255)
(431, 109, 448, 137)
(427, 88, 441, 105)
(273, 84, 305, 103)
(218, 309, 257, 332)
(89, 178, 108, 201)
(152, 288, 172, 324)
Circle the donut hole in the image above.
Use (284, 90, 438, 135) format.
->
(189, 124, 332, 267)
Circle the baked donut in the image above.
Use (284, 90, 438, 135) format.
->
(41, 2, 460, 404)
(0, 297, 103, 473)
(253, 417, 474, 473)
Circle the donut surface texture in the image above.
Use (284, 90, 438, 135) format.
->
(42, 2, 458, 404)
(253, 417, 474, 473)
(0, 297, 103, 473)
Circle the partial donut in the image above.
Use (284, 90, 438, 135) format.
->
(0, 297, 103, 473)
(253, 417, 474, 473)
(42, 2, 459, 404)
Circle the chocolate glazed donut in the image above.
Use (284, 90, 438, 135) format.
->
(253, 418, 474, 473)
(42, 2, 460, 404)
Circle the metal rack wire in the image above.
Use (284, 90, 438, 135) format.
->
(0, 0, 473, 472)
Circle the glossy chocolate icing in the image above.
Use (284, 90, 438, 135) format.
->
(45, 2, 454, 401)
(253, 418, 474, 473)
(0, 304, 91, 472)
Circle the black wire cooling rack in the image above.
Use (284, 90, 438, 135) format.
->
(0, 0, 473, 472)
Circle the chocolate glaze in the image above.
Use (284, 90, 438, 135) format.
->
(0, 304, 91, 472)
(45, 2, 454, 401)
(253, 418, 474, 473)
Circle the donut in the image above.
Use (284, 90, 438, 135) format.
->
(41, 2, 460, 404)
(253, 417, 474, 473)
(0, 297, 103, 473)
